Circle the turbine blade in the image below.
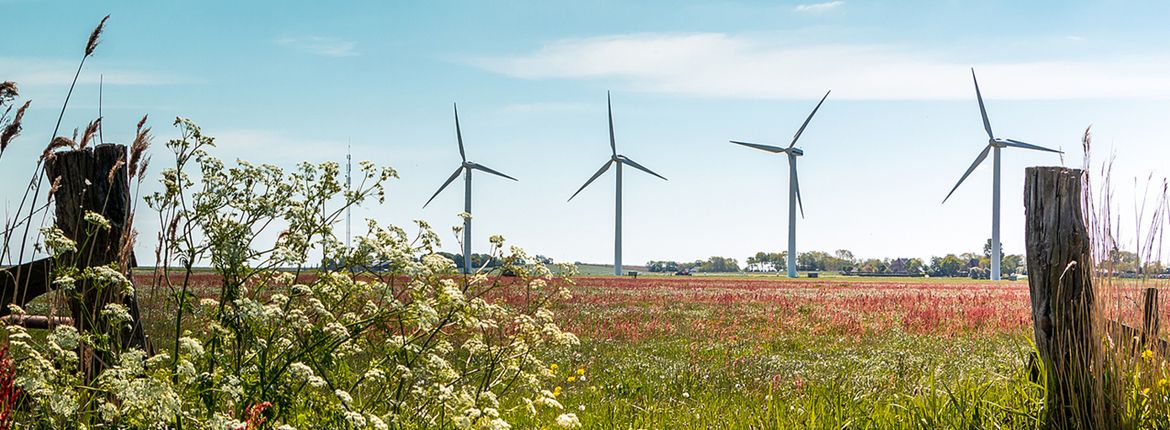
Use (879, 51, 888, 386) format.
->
(454, 103, 466, 162)
(792, 161, 804, 218)
(618, 156, 667, 181)
(1002, 139, 1063, 154)
(469, 162, 518, 181)
(608, 91, 617, 156)
(730, 140, 788, 154)
(789, 90, 830, 149)
(568, 160, 613, 201)
(424, 166, 465, 208)
(942, 144, 992, 204)
(972, 68, 994, 140)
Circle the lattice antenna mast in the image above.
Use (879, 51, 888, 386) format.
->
(346, 141, 352, 251)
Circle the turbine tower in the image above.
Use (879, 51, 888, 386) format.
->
(424, 103, 518, 274)
(942, 68, 1061, 281)
(569, 92, 667, 276)
(730, 90, 830, 278)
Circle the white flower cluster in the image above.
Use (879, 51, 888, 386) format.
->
(7, 127, 580, 429)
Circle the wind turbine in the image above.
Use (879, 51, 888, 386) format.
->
(569, 92, 667, 276)
(942, 68, 1061, 281)
(730, 90, 830, 278)
(424, 103, 518, 274)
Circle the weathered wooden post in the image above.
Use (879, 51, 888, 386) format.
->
(1024, 166, 1108, 429)
(0, 144, 148, 378)
(1142, 287, 1159, 350)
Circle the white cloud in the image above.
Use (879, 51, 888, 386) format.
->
(0, 57, 188, 86)
(276, 36, 359, 57)
(794, 1, 844, 13)
(471, 32, 1170, 100)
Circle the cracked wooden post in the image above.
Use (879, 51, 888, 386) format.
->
(44, 143, 149, 379)
(0, 144, 150, 380)
(1024, 166, 1109, 429)
(1142, 287, 1160, 350)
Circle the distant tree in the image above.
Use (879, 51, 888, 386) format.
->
(929, 254, 964, 277)
(904, 258, 925, 275)
(1001, 254, 1024, 276)
(699, 256, 740, 273)
(983, 238, 1003, 260)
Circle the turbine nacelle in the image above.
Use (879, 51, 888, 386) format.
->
(789, 148, 805, 157)
(423, 104, 518, 208)
(942, 69, 1061, 203)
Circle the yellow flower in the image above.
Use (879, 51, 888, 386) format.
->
(553, 386, 562, 397)
(1142, 349, 1155, 360)
(577, 368, 585, 376)
(567, 376, 576, 383)
(1143, 388, 1151, 396)
(1159, 378, 1168, 389)
(550, 363, 559, 373)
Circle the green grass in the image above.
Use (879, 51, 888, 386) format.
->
(509, 333, 1045, 429)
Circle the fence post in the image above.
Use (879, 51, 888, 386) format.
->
(1023, 166, 1108, 429)
(1142, 287, 1160, 350)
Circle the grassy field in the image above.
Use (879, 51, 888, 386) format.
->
(510, 275, 1050, 428)
(112, 270, 1168, 428)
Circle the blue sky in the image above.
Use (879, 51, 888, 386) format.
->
(4, 1, 1170, 266)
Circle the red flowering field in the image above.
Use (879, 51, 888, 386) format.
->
(555, 276, 1034, 341)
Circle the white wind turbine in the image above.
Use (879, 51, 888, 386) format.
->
(730, 91, 829, 278)
(942, 69, 1061, 281)
(569, 92, 667, 276)
(424, 103, 518, 274)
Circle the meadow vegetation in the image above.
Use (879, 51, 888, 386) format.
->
(2, 14, 1170, 430)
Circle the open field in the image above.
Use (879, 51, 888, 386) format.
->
(505, 276, 1168, 428)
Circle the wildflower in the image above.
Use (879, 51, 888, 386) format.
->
(577, 368, 585, 376)
(335, 389, 353, 405)
(41, 226, 77, 255)
(682, 392, 690, 399)
(1142, 349, 1155, 360)
(324, 321, 350, 338)
(84, 211, 112, 230)
(100, 303, 132, 327)
(343, 410, 366, 427)
(549, 363, 558, 373)
(178, 337, 204, 356)
(555, 413, 581, 429)
(567, 376, 575, 383)
(553, 386, 562, 397)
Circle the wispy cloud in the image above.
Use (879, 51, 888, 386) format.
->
(276, 36, 359, 57)
(0, 57, 189, 86)
(793, 1, 844, 13)
(470, 32, 1170, 100)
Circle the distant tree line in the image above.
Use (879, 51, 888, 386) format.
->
(647, 256, 740, 273)
(641, 239, 1074, 278)
(434, 253, 554, 271)
(1101, 248, 1168, 276)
